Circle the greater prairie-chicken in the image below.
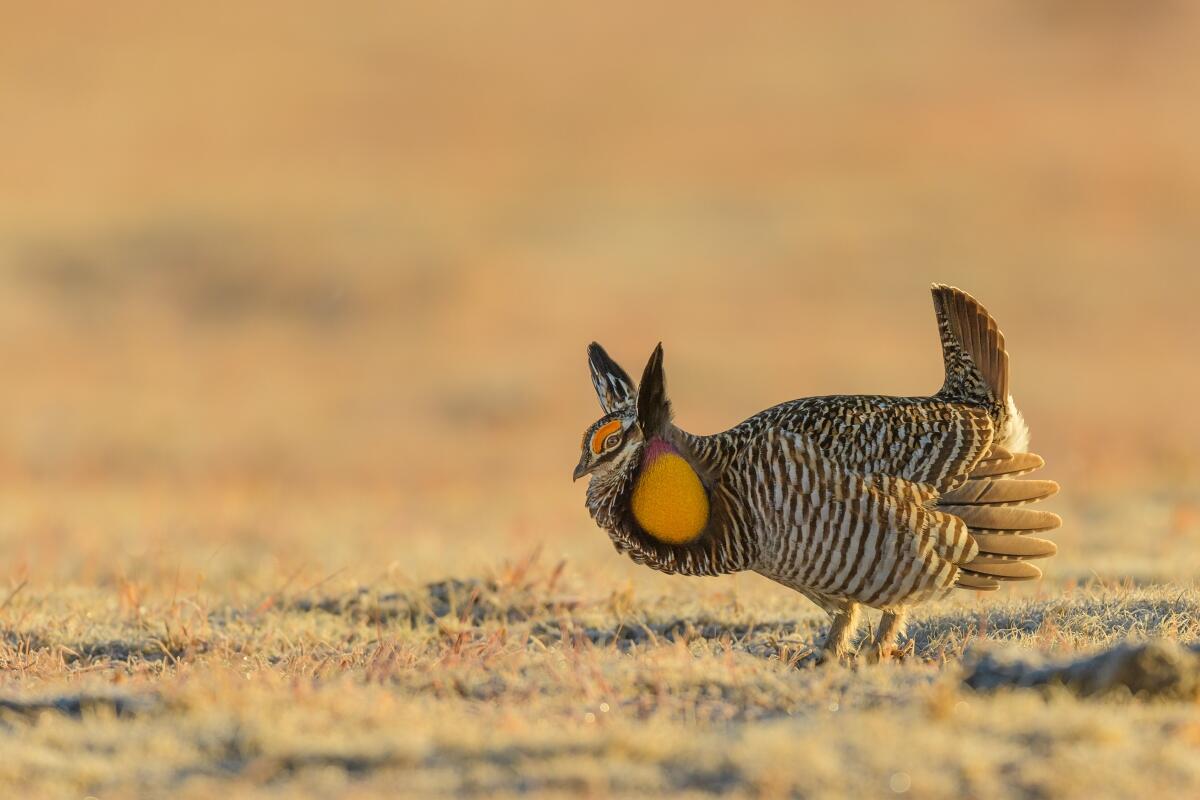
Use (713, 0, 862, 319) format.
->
(574, 284, 1060, 662)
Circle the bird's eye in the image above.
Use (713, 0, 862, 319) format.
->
(590, 419, 624, 455)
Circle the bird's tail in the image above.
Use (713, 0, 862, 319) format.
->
(931, 284, 1008, 410)
(941, 447, 1061, 591)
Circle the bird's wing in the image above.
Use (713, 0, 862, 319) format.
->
(731, 428, 979, 608)
(784, 400, 998, 491)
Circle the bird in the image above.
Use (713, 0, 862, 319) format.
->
(573, 284, 1060, 663)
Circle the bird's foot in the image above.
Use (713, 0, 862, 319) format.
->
(862, 637, 915, 665)
(810, 645, 858, 668)
(777, 642, 818, 669)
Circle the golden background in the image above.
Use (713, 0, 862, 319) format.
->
(1, 1, 1197, 590)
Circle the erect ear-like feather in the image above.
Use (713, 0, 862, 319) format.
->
(588, 342, 636, 414)
(636, 343, 672, 434)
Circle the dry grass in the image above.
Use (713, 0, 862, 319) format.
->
(2, 2, 1200, 797)
(2, 556, 1200, 798)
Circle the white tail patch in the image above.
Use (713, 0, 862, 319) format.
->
(1000, 395, 1030, 454)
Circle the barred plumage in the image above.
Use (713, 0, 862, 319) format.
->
(574, 285, 1061, 662)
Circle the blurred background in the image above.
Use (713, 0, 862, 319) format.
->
(1, 1, 1197, 593)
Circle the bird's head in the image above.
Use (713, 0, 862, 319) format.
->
(573, 342, 672, 484)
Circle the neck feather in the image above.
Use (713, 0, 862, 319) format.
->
(641, 437, 678, 464)
(630, 438, 708, 545)
(585, 426, 754, 577)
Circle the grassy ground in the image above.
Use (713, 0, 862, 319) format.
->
(3, 555, 1200, 798)
(3, 2, 1200, 797)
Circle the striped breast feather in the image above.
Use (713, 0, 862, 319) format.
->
(749, 430, 980, 609)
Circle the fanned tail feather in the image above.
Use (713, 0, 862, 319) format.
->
(938, 505, 1061, 533)
(945, 447, 1060, 591)
(940, 477, 1058, 505)
(966, 447, 1044, 478)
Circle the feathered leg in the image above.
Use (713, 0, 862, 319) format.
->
(819, 601, 862, 663)
(866, 609, 908, 663)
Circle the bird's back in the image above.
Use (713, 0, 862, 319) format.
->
(691, 393, 996, 489)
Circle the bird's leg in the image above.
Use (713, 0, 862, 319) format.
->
(866, 609, 908, 664)
(819, 601, 862, 664)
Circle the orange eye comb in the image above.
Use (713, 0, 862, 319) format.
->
(591, 420, 622, 454)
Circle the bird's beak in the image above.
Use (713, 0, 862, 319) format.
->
(573, 453, 592, 482)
